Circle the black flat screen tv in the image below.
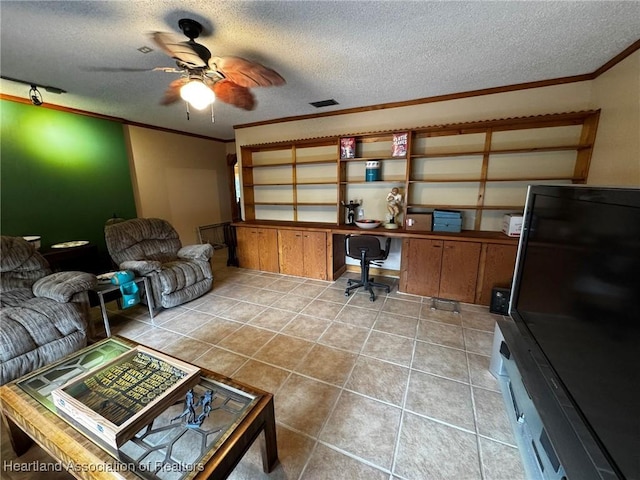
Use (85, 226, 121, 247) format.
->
(510, 185, 640, 479)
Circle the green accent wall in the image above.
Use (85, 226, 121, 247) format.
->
(1, 100, 137, 267)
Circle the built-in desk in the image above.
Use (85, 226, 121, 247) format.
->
(232, 221, 518, 305)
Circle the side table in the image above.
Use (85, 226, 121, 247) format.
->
(91, 277, 155, 337)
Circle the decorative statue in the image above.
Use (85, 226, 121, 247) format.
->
(386, 188, 403, 225)
(171, 389, 215, 428)
(171, 389, 197, 424)
(341, 200, 361, 225)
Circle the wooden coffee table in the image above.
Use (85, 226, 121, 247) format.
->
(0, 337, 278, 480)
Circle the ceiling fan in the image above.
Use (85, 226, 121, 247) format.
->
(149, 18, 285, 112)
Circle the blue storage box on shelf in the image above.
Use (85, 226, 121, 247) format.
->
(433, 209, 462, 232)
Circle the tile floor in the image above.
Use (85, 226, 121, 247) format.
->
(2, 251, 527, 480)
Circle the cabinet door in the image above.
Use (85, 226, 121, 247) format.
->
(257, 228, 279, 273)
(439, 241, 481, 303)
(278, 230, 304, 277)
(303, 231, 327, 280)
(477, 244, 517, 305)
(236, 227, 260, 270)
(399, 238, 443, 297)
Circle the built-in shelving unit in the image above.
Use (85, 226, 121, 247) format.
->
(240, 110, 600, 231)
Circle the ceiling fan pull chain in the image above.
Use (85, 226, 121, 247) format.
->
(185, 101, 190, 120)
(210, 103, 215, 124)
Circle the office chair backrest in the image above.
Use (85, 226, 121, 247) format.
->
(345, 235, 391, 261)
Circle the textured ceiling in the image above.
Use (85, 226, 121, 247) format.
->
(1, 1, 639, 140)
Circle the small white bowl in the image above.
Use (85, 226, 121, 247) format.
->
(23, 236, 41, 250)
(355, 219, 381, 229)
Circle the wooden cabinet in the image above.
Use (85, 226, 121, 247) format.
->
(399, 238, 481, 303)
(278, 230, 327, 280)
(235, 226, 279, 273)
(399, 238, 443, 298)
(476, 243, 518, 305)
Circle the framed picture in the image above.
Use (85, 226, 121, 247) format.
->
(391, 132, 408, 157)
(340, 137, 356, 159)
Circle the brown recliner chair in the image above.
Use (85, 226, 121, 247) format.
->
(0, 236, 96, 385)
(104, 217, 214, 309)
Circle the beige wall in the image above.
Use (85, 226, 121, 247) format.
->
(589, 50, 640, 185)
(234, 82, 594, 148)
(125, 125, 230, 245)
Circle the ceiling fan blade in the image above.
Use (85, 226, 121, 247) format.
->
(210, 56, 285, 88)
(151, 32, 208, 69)
(160, 78, 189, 105)
(212, 80, 256, 111)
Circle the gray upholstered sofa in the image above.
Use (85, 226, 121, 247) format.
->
(104, 217, 214, 309)
(0, 236, 97, 385)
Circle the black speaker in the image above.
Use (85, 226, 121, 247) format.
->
(490, 287, 511, 315)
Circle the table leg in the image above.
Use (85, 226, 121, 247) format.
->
(259, 397, 279, 473)
(98, 292, 112, 337)
(142, 277, 155, 323)
(2, 413, 34, 456)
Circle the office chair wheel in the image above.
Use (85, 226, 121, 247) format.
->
(347, 279, 353, 285)
(369, 295, 375, 302)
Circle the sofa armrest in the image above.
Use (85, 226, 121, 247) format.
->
(119, 260, 162, 276)
(32, 271, 97, 302)
(178, 244, 214, 262)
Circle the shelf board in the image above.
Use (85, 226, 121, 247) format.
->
(248, 202, 336, 207)
(340, 156, 407, 162)
(296, 202, 337, 206)
(410, 144, 588, 159)
(297, 181, 338, 185)
(489, 144, 586, 155)
(408, 176, 583, 183)
(248, 183, 295, 187)
(406, 204, 523, 210)
(342, 178, 406, 185)
(244, 162, 294, 168)
(252, 202, 295, 206)
(482, 205, 525, 210)
(410, 150, 485, 159)
(409, 178, 482, 183)
(296, 159, 338, 165)
(486, 176, 582, 182)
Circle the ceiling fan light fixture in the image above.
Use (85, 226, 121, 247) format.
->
(180, 78, 215, 110)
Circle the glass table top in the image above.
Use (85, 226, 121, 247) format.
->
(17, 338, 259, 480)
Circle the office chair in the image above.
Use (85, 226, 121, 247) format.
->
(345, 235, 392, 301)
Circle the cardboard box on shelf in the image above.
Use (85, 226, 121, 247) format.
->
(405, 213, 433, 231)
(502, 213, 524, 237)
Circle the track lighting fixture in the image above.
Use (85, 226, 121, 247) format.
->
(29, 85, 43, 106)
(0, 76, 66, 106)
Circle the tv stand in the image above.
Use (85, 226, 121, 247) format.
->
(491, 319, 616, 480)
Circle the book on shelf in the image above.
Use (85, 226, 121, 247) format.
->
(340, 137, 356, 159)
(391, 132, 408, 157)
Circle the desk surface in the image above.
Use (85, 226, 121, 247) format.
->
(233, 220, 518, 245)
